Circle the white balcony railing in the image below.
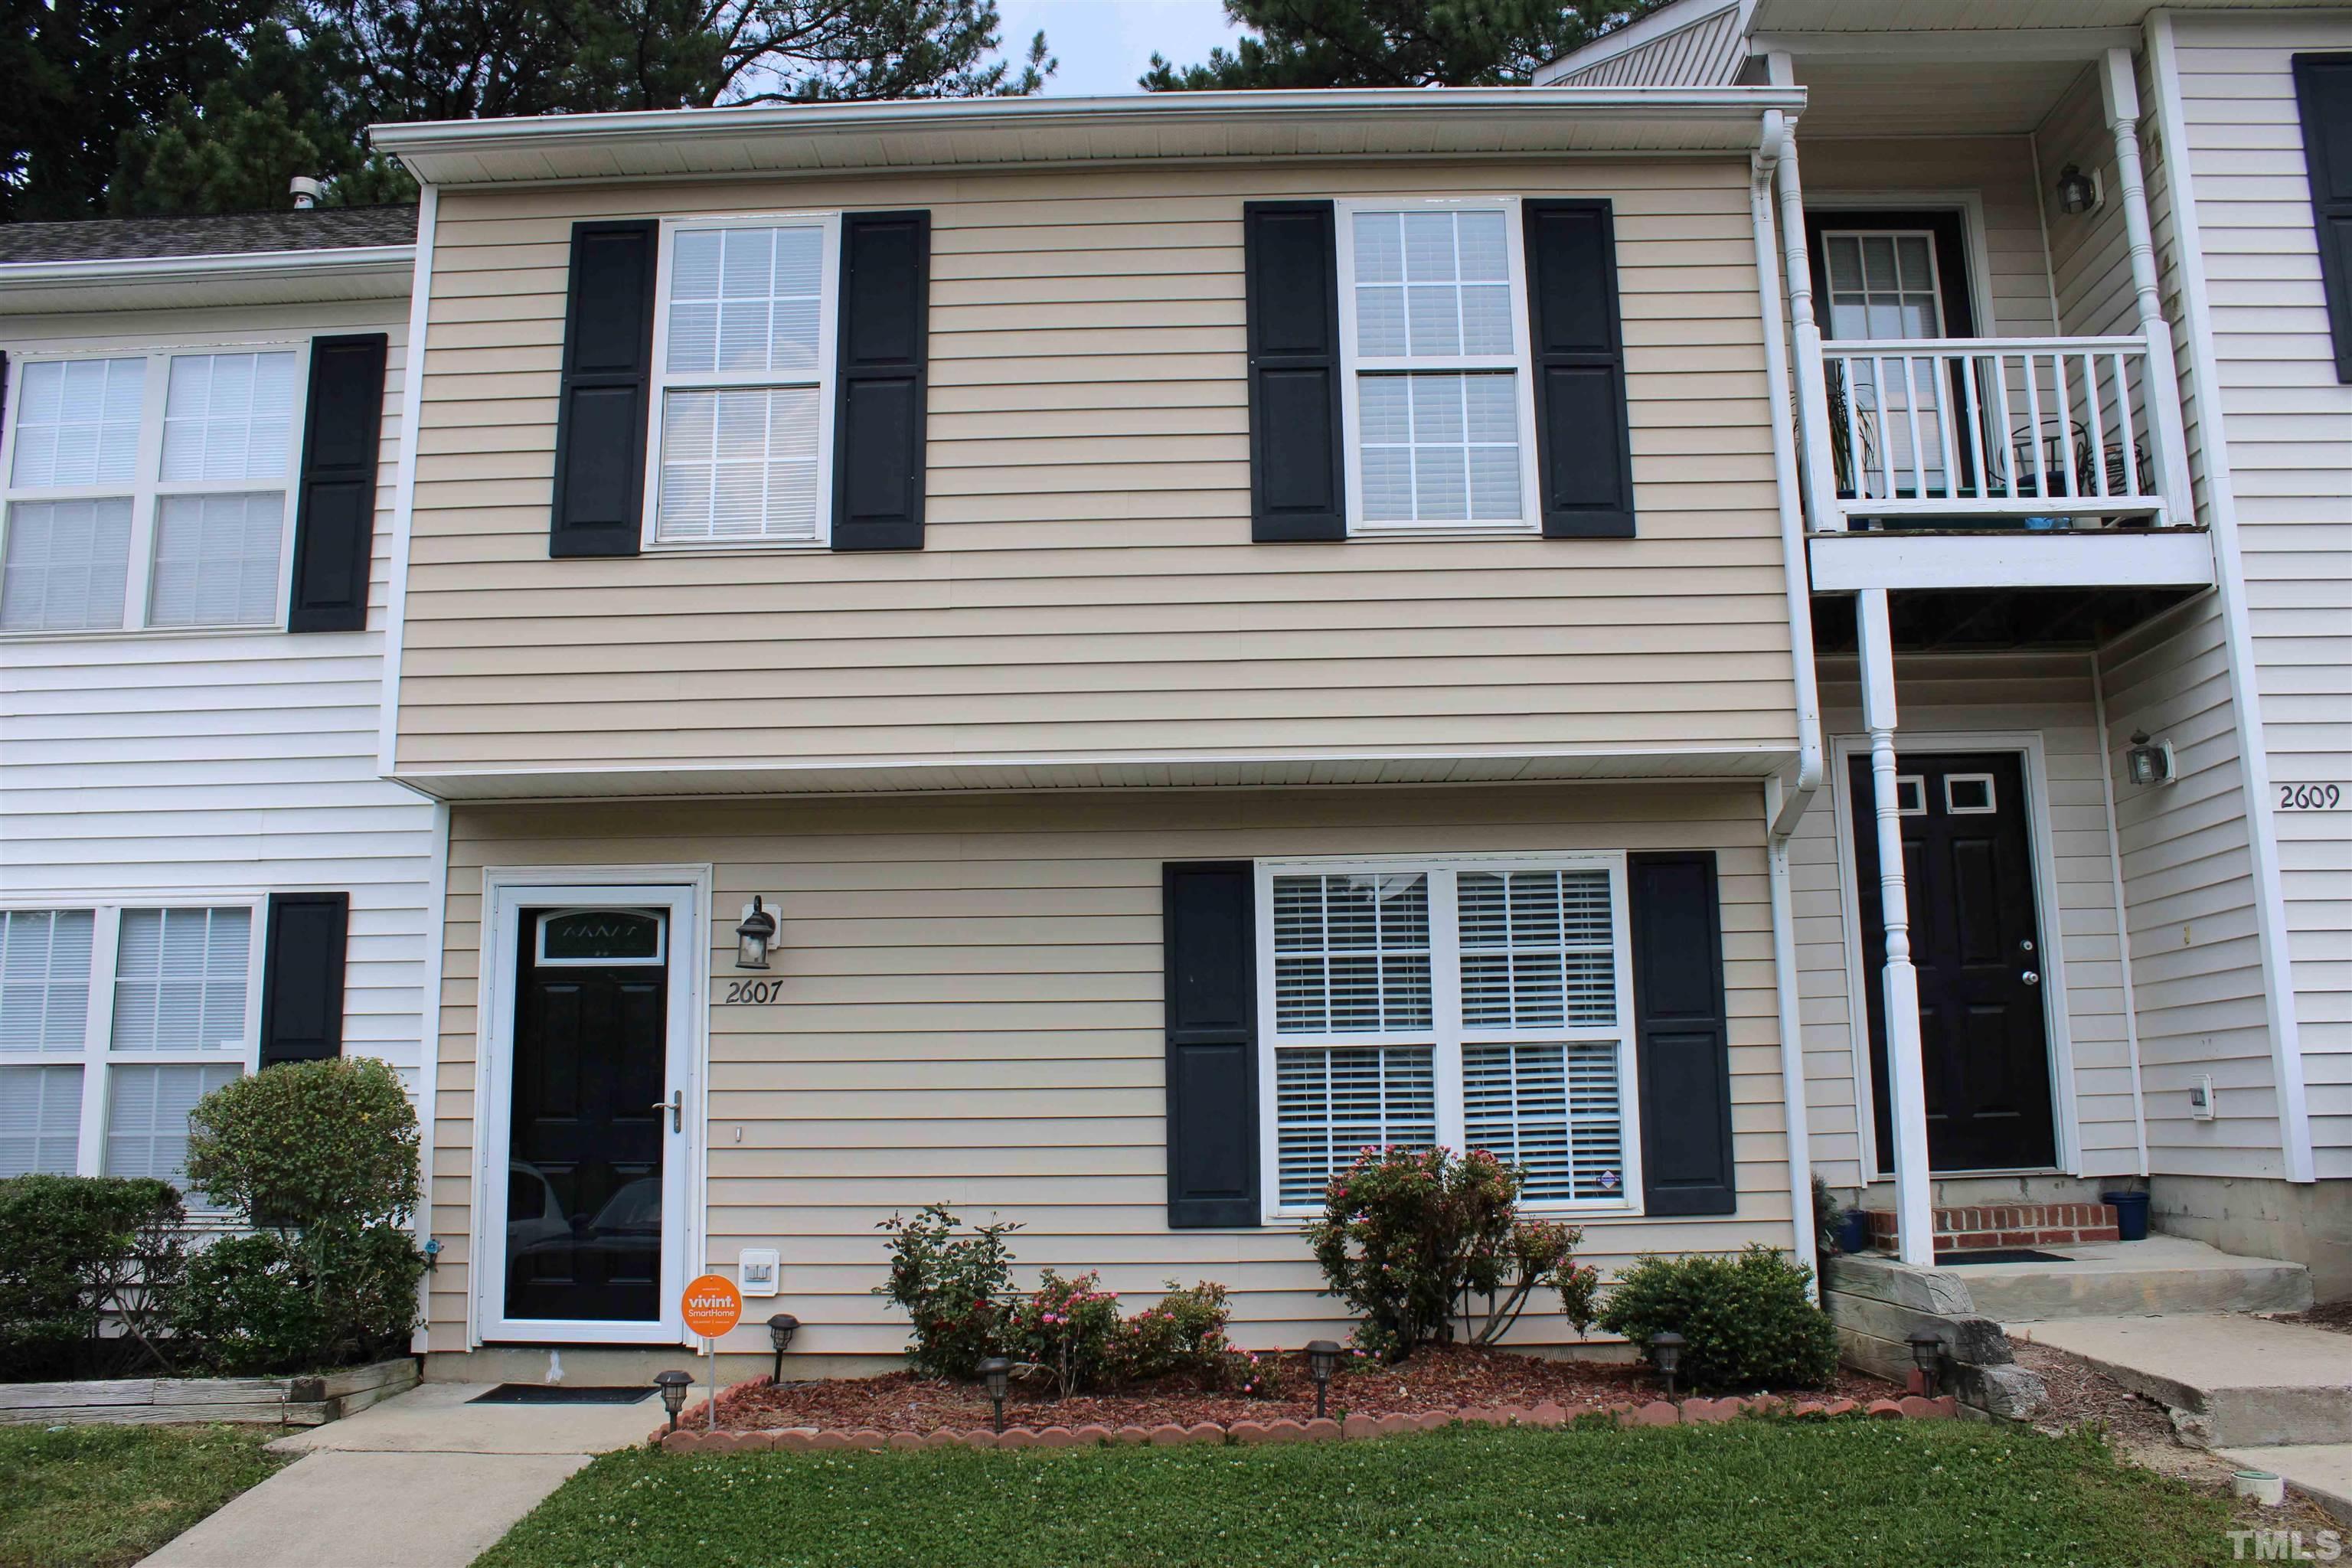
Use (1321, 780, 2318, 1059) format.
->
(1819, 336, 2175, 527)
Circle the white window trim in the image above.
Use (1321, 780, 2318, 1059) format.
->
(0, 340, 310, 639)
(1332, 197, 1544, 539)
(0, 895, 266, 1212)
(1250, 851, 1644, 1224)
(640, 211, 843, 554)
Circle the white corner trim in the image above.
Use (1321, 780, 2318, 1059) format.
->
(1765, 779, 1818, 1276)
(2145, 11, 2315, 1184)
(378, 184, 438, 779)
(408, 799, 452, 1354)
(1828, 730, 2081, 1182)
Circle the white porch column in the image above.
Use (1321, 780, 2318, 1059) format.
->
(1858, 589, 1935, 1266)
(2102, 47, 2197, 524)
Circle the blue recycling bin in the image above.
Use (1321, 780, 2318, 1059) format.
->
(2102, 1190, 2151, 1242)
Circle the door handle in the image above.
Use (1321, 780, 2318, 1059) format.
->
(651, 1090, 681, 1132)
(2020, 970, 2040, 988)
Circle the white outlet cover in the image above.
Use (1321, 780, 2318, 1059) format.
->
(740, 1249, 781, 1297)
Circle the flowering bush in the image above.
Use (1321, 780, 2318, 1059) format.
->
(1305, 1145, 1590, 1361)
(1114, 1280, 1232, 1381)
(1220, 1347, 1289, 1400)
(873, 1203, 1019, 1378)
(1007, 1269, 1124, 1398)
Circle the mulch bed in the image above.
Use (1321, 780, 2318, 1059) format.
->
(2270, 1298, 2352, 1337)
(714, 1344, 1898, 1434)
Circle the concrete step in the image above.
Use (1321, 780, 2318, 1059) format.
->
(2017, 1315, 2352, 1449)
(2216, 1444, 2352, 1527)
(1943, 1235, 2312, 1323)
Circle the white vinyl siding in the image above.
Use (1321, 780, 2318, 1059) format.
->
(0, 346, 302, 635)
(648, 215, 840, 547)
(1337, 201, 1540, 533)
(1258, 854, 1637, 1218)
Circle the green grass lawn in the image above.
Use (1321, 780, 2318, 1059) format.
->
(478, 1419, 2236, 1568)
(0, 1423, 286, 1568)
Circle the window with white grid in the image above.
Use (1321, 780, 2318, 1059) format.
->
(0, 904, 256, 1190)
(1257, 855, 1638, 1217)
(0, 345, 303, 634)
(1338, 203, 1537, 533)
(649, 217, 837, 547)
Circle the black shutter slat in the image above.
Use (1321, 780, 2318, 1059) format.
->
(1628, 851, 1736, 1216)
(1523, 200, 1636, 538)
(260, 892, 349, 1067)
(1164, 861, 1260, 1227)
(286, 333, 387, 633)
(2293, 53, 2352, 383)
(550, 220, 658, 557)
(1243, 201, 1346, 542)
(832, 210, 930, 552)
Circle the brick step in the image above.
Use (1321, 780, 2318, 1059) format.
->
(1864, 1202, 2120, 1252)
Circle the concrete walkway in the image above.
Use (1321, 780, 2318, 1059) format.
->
(140, 1383, 661, 1568)
(2014, 1315, 2352, 1449)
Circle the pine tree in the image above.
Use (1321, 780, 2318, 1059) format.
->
(1140, 0, 1654, 92)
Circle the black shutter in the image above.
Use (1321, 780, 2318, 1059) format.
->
(260, 893, 349, 1067)
(1163, 861, 1259, 1227)
(832, 211, 930, 551)
(287, 334, 387, 633)
(1243, 201, 1346, 542)
(2293, 53, 2352, 383)
(1628, 851, 1736, 1216)
(550, 220, 658, 557)
(1523, 200, 1636, 538)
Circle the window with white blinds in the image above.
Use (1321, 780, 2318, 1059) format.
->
(0, 904, 256, 1187)
(1, 346, 302, 634)
(1257, 855, 1638, 1217)
(650, 217, 838, 547)
(1338, 202, 1538, 534)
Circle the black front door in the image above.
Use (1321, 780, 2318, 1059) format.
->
(505, 908, 668, 1323)
(1850, 752, 2058, 1174)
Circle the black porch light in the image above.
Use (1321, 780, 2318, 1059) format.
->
(978, 1356, 1011, 1434)
(2056, 163, 2100, 215)
(734, 896, 777, 969)
(766, 1313, 800, 1383)
(1648, 1331, 1687, 1400)
(655, 1370, 693, 1433)
(1907, 1330, 1946, 1396)
(1305, 1340, 1341, 1420)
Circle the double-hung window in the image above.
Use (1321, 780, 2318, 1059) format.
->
(0, 347, 302, 633)
(1335, 200, 1542, 535)
(1256, 854, 1640, 1218)
(645, 214, 841, 549)
(0, 903, 261, 1205)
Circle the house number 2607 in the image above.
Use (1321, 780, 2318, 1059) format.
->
(2279, 784, 2341, 810)
(720, 979, 783, 1005)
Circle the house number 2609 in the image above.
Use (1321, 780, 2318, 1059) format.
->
(721, 979, 783, 1005)
(2279, 784, 2341, 810)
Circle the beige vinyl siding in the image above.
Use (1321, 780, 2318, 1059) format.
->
(1800, 136, 2060, 339)
(395, 160, 1798, 780)
(2097, 596, 2287, 1180)
(0, 299, 441, 1085)
(1792, 655, 2138, 1187)
(426, 782, 1792, 1357)
(2171, 11, 2352, 1175)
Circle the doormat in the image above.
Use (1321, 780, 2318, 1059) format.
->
(469, 1384, 658, 1406)
(1933, 1248, 2069, 1266)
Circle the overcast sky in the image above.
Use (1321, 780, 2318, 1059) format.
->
(994, 0, 1247, 96)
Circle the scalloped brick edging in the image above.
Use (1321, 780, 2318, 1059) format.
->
(649, 1393, 1956, 1452)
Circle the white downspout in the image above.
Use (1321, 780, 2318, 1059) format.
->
(2090, 655, 2151, 1178)
(1755, 108, 1821, 1276)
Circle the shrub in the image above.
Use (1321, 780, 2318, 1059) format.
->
(0, 1175, 187, 1379)
(1811, 1174, 1844, 1256)
(873, 1203, 1019, 1378)
(172, 1226, 423, 1374)
(172, 1058, 425, 1374)
(1305, 1145, 1589, 1361)
(1115, 1281, 1232, 1382)
(1007, 1269, 1124, 1398)
(1222, 1348, 1288, 1400)
(1595, 1244, 1840, 1392)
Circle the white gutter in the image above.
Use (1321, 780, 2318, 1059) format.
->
(1752, 107, 1821, 1278)
(2147, 11, 2314, 1184)
(0, 244, 413, 291)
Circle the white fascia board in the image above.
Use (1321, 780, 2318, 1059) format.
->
(1807, 531, 2220, 593)
(0, 245, 414, 292)
(1750, 28, 2142, 61)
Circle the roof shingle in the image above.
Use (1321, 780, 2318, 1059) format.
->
(0, 205, 417, 265)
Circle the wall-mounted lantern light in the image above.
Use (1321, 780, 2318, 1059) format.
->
(734, 897, 777, 969)
(2125, 732, 2177, 788)
(2056, 164, 2102, 216)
